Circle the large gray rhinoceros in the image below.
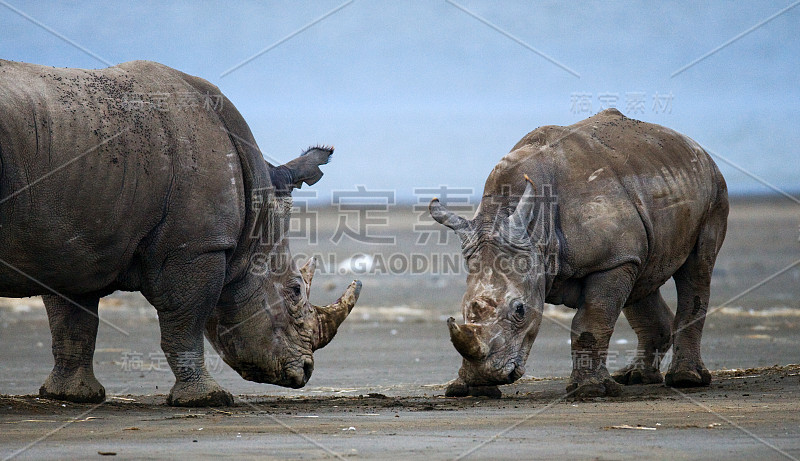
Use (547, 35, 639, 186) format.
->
(0, 59, 361, 406)
(431, 109, 728, 398)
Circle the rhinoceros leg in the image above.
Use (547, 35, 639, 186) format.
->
(144, 251, 234, 407)
(39, 294, 105, 403)
(567, 264, 638, 398)
(612, 289, 673, 385)
(665, 219, 724, 388)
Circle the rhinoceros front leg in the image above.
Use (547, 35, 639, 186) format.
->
(39, 294, 105, 403)
(567, 265, 638, 398)
(612, 289, 673, 385)
(145, 251, 234, 407)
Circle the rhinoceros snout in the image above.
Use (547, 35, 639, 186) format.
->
(283, 358, 314, 389)
(461, 360, 525, 387)
(493, 362, 525, 385)
(237, 358, 314, 388)
(507, 363, 525, 383)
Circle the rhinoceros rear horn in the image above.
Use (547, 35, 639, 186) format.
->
(447, 317, 488, 361)
(429, 199, 471, 236)
(509, 174, 537, 232)
(313, 280, 361, 350)
(299, 256, 317, 291)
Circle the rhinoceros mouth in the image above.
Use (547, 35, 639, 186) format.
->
(462, 361, 526, 386)
(236, 359, 313, 388)
(488, 363, 525, 385)
(506, 363, 525, 383)
(235, 362, 274, 383)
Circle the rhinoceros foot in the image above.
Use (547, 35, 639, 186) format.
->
(612, 364, 664, 385)
(466, 385, 502, 398)
(567, 375, 623, 399)
(665, 366, 712, 388)
(39, 369, 105, 404)
(444, 378, 469, 397)
(167, 379, 234, 407)
(444, 378, 502, 398)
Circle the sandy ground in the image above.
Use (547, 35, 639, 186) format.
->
(1, 197, 799, 459)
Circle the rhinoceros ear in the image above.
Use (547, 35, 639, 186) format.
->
(429, 198, 471, 237)
(270, 146, 334, 194)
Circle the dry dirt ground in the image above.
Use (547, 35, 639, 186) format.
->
(1, 197, 799, 460)
(1, 365, 800, 460)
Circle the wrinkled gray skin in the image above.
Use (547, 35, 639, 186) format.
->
(432, 109, 728, 398)
(0, 60, 361, 406)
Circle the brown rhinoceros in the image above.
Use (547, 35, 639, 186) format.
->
(0, 59, 361, 406)
(431, 109, 728, 398)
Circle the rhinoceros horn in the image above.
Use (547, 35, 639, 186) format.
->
(429, 198, 471, 237)
(298, 256, 360, 350)
(447, 317, 488, 361)
(508, 174, 537, 233)
(299, 256, 317, 296)
(313, 280, 362, 350)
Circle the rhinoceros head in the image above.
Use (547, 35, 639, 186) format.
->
(430, 176, 551, 386)
(205, 147, 361, 388)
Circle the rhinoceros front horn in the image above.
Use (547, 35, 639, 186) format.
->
(313, 280, 362, 350)
(447, 317, 488, 361)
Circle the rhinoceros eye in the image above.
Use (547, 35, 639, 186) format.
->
(287, 281, 302, 300)
(512, 300, 526, 318)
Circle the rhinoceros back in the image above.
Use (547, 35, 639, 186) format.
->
(483, 109, 727, 299)
(0, 60, 258, 296)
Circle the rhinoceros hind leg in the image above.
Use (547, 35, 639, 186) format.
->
(445, 378, 502, 398)
(613, 290, 673, 385)
(39, 294, 105, 404)
(665, 210, 725, 389)
(144, 251, 234, 407)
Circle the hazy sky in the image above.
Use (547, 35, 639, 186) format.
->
(1, 1, 798, 202)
